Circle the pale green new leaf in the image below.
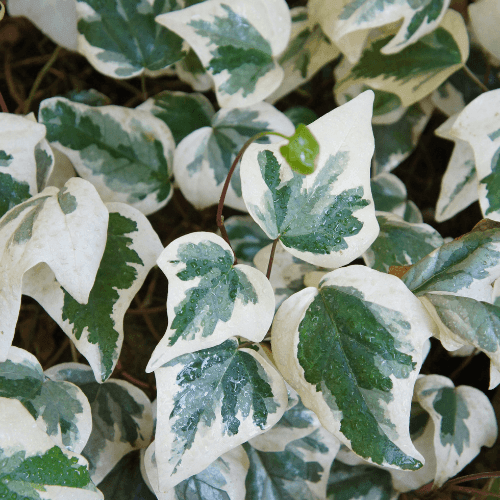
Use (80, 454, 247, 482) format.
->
(156, 0, 291, 108)
(434, 114, 479, 222)
(363, 212, 444, 272)
(44, 363, 154, 485)
(402, 224, 500, 301)
(22, 202, 163, 382)
(136, 90, 215, 145)
(152, 338, 287, 492)
(0, 347, 91, 454)
(0, 113, 53, 217)
(0, 398, 102, 500)
(334, 10, 469, 108)
(76, 0, 185, 79)
(449, 90, 500, 221)
(415, 375, 497, 487)
(173, 103, 294, 211)
(241, 91, 378, 268)
(272, 266, 437, 469)
(0, 178, 108, 362)
(39, 97, 175, 215)
(146, 232, 275, 372)
(243, 427, 341, 500)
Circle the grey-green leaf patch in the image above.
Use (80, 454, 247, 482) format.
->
(402, 224, 500, 301)
(65, 88, 112, 107)
(272, 266, 437, 469)
(22, 202, 163, 382)
(0, 398, 102, 500)
(363, 212, 444, 272)
(0, 178, 108, 362)
(44, 362, 154, 485)
(173, 103, 294, 211)
(147, 232, 275, 372)
(244, 426, 341, 500)
(241, 91, 378, 268)
(0, 347, 91, 454)
(152, 338, 287, 492)
(175, 47, 214, 93)
(334, 10, 469, 108)
(137, 90, 215, 145)
(415, 375, 497, 487)
(156, 0, 291, 108)
(76, 0, 185, 79)
(39, 97, 175, 215)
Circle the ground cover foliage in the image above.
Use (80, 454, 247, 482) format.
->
(1, 0, 500, 499)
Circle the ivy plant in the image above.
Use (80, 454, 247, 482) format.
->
(2, 0, 500, 499)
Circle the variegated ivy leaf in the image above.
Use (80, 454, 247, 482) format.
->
(66, 88, 112, 107)
(0, 178, 108, 362)
(156, 0, 291, 108)
(243, 427, 341, 500)
(175, 47, 215, 93)
(266, 7, 340, 104)
(469, 0, 500, 61)
(0, 113, 53, 218)
(272, 265, 437, 469)
(146, 232, 275, 372)
(152, 338, 287, 492)
(415, 375, 497, 487)
(137, 90, 215, 145)
(144, 443, 249, 500)
(8, 0, 78, 50)
(76, 0, 185, 79)
(419, 294, 500, 388)
(22, 202, 163, 382)
(39, 97, 175, 216)
(363, 212, 444, 272)
(223, 215, 272, 264)
(241, 91, 378, 269)
(249, 396, 321, 453)
(0, 398, 102, 500)
(449, 90, 500, 221)
(0, 347, 92, 454)
(44, 362, 154, 485)
(310, 0, 450, 60)
(173, 102, 295, 211)
(327, 460, 394, 500)
(254, 243, 317, 309)
(434, 114, 479, 222)
(402, 223, 500, 301)
(431, 81, 467, 117)
(334, 10, 469, 108)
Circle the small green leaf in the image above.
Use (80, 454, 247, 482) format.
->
(280, 124, 320, 175)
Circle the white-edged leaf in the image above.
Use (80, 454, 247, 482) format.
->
(174, 102, 294, 211)
(0, 113, 52, 217)
(266, 7, 340, 104)
(76, 0, 185, 79)
(0, 177, 108, 361)
(0, 398, 102, 500)
(272, 265, 437, 470)
(136, 90, 215, 145)
(44, 362, 154, 485)
(39, 97, 175, 215)
(152, 338, 287, 492)
(146, 232, 274, 372)
(334, 10, 468, 108)
(431, 81, 466, 117)
(449, 89, 500, 220)
(22, 202, 163, 382)
(8, 0, 78, 50)
(469, 0, 500, 61)
(0, 347, 91, 454)
(363, 212, 444, 272)
(434, 114, 479, 222)
(414, 375, 497, 487)
(243, 426, 341, 500)
(175, 47, 215, 93)
(241, 91, 378, 268)
(144, 443, 249, 500)
(156, 0, 291, 108)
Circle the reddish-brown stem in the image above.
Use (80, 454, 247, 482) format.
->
(0, 90, 8, 113)
(216, 130, 289, 259)
(266, 237, 280, 280)
(447, 472, 500, 486)
(450, 485, 500, 498)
